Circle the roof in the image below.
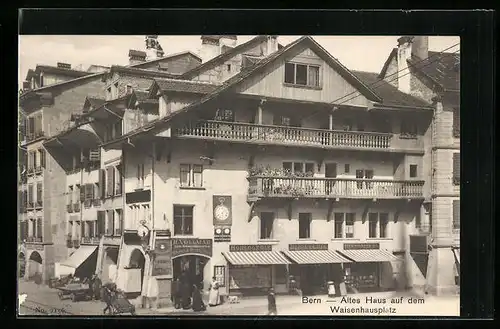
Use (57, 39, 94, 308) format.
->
(20, 51, 202, 103)
(84, 96, 106, 109)
(133, 90, 150, 102)
(150, 78, 220, 96)
(408, 51, 460, 91)
(24, 65, 92, 81)
(102, 65, 181, 82)
(351, 71, 432, 108)
(102, 36, 386, 147)
(180, 36, 269, 79)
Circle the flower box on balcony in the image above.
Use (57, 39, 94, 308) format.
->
(27, 202, 34, 209)
(35, 167, 43, 174)
(67, 204, 74, 213)
(35, 200, 43, 208)
(73, 240, 80, 248)
(27, 168, 35, 176)
(92, 199, 101, 207)
(73, 203, 81, 212)
(83, 200, 92, 208)
(66, 239, 73, 248)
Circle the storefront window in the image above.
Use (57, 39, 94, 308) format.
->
(214, 265, 226, 287)
(345, 213, 355, 238)
(379, 213, 389, 238)
(260, 212, 274, 239)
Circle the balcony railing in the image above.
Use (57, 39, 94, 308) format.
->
(35, 200, 43, 208)
(176, 120, 393, 150)
(35, 166, 43, 174)
(26, 131, 46, 142)
(73, 203, 81, 212)
(26, 236, 43, 243)
(83, 199, 92, 209)
(247, 176, 425, 200)
(81, 236, 101, 245)
(27, 168, 35, 176)
(27, 201, 34, 210)
(67, 204, 74, 213)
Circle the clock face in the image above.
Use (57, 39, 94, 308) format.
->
(215, 228, 222, 234)
(214, 205, 230, 221)
(223, 228, 230, 234)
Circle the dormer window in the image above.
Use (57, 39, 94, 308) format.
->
(106, 87, 112, 100)
(284, 62, 320, 88)
(40, 73, 44, 87)
(227, 64, 231, 72)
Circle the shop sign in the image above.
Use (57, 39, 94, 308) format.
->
(229, 244, 273, 252)
(214, 227, 231, 242)
(155, 230, 171, 237)
(213, 195, 232, 226)
(343, 243, 380, 250)
(289, 244, 328, 251)
(172, 238, 213, 258)
(152, 240, 172, 276)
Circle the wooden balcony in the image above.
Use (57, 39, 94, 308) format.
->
(26, 236, 43, 243)
(247, 176, 424, 200)
(176, 120, 405, 151)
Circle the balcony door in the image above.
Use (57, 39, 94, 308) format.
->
(325, 163, 337, 195)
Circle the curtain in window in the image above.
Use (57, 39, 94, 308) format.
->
(308, 66, 319, 87)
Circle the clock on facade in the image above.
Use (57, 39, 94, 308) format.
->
(214, 204, 230, 221)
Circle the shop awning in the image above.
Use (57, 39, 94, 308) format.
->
(222, 251, 291, 265)
(281, 250, 351, 264)
(452, 248, 460, 264)
(60, 245, 98, 269)
(337, 249, 399, 263)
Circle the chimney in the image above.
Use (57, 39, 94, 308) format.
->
(22, 81, 31, 90)
(411, 36, 429, 60)
(200, 36, 222, 63)
(57, 62, 71, 69)
(145, 35, 164, 61)
(265, 35, 278, 56)
(396, 36, 413, 94)
(219, 35, 238, 48)
(129, 49, 147, 65)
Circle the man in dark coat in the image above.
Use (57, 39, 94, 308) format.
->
(267, 288, 277, 316)
(171, 278, 181, 309)
(180, 272, 192, 309)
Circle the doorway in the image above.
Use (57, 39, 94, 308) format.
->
(28, 251, 43, 279)
(129, 249, 146, 294)
(173, 255, 208, 288)
(325, 163, 337, 195)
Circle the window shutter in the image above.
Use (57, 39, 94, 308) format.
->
(453, 200, 460, 229)
(453, 153, 460, 185)
(40, 149, 46, 168)
(89, 149, 100, 162)
(106, 167, 114, 197)
(28, 117, 35, 136)
(97, 211, 106, 235)
(453, 108, 460, 137)
(99, 169, 106, 199)
(79, 185, 85, 201)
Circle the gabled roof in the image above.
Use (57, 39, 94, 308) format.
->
(102, 66, 181, 82)
(83, 96, 106, 109)
(408, 51, 459, 91)
(20, 50, 201, 103)
(102, 36, 386, 147)
(149, 78, 220, 97)
(179, 36, 269, 79)
(351, 71, 432, 109)
(379, 48, 460, 92)
(24, 65, 92, 81)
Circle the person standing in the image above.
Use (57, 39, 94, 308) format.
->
(192, 284, 207, 312)
(180, 272, 192, 309)
(208, 276, 220, 307)
(267, 288, 277, 316)
(171, 278, 181, 309)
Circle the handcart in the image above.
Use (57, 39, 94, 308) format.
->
(57, 283, 93, 302)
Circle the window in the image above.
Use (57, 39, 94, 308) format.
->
(115, 209, 123, 236)
(39, 149, 46, 168)
(173, 206, 193, 235)
(126, 84, 133, 95)
(115, 165, 123, 195)
(106, 87, 112, 100)
(226, 64, 231, 72)
(84, 183, 94, 201)
(137, 163, 145, 188)
(368, 213, 389, 238)
(36, 218, 43, 239)
(275, 115, 292, 126)
(453, 107, 460, 138)
(214, 109, 234, 122)
(453, 200, 460, 230)
(179, 164, 203, 188)
(409, 164, 418, 178)
(282, 162, 315, 176)
(344, 164, 350, 173)
(298, 213, 311, 239)
(28, 184, 33, 204)
(356, 169, 374, 189)
(36, 182, 42, 205)
(379, 213, 389, 238)
(214, 265, 226, 287)
(400, 119, 418, 138)
(106, 210, 114, 236)
(334, 213, 355, 239)
(368, 213, 378, 238)
(284, 62, 320, 87)
(260, 212, 274, 239)
(453, 153, 460, 185)
(113, 82, 119, 98)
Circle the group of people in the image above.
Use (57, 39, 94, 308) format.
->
(171, 273, 221, 312)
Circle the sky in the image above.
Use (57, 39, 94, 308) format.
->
(18, 35, 460, 83)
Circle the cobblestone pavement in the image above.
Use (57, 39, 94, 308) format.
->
(17, 280, 459, 317)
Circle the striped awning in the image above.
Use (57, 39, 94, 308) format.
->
(222, 251, 291, 265)
(337, 249, 399, 263)
(282, 250, 351, 264)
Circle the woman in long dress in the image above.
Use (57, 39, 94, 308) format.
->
(192, 284, 206, 312)
(208, 276, 220, 307)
